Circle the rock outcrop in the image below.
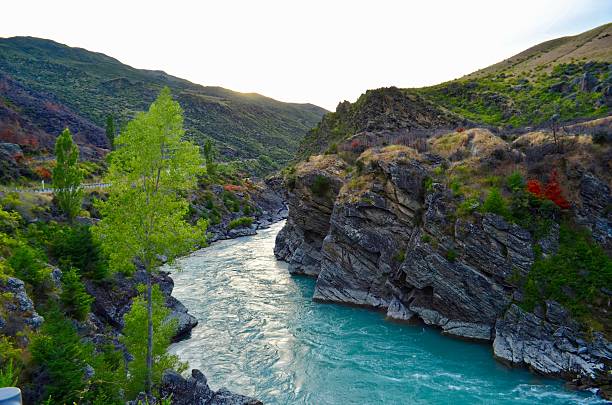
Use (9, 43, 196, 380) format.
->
(275, 127, 612, 396)
(0, 277, 44, 336)
(494, 303, 611, 393)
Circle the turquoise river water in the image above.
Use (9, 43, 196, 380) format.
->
(168, 221, 604, 405)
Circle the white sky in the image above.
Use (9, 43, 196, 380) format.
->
(1, 0, 611, 110)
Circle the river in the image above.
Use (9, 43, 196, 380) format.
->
(168, 221, 603, 404)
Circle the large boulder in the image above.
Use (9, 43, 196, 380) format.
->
(159, 369, 262, 405)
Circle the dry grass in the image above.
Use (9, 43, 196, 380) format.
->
(429, 128, 508, 159)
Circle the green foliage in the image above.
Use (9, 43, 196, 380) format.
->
(0, 207, 21, 234)
(60, 267, 93, 321)
(28, 222, 109, 280)
(419, 62, 609, 127)
(203, 139, 217, 176)
(420, 234, 432, 243)
(121, 285, 186, 399)
(446, 249, 458, 262)
(449, 179, 462, 196)
(457, 196, 480, 217)
(482, 187, 510, 218)
(423, 177, 433, 192)
(393, 250, 406, 263)
(0, 359, 18, 387)
(521, 224, 612, 329)
(7, 244, 50, 287)
(30, 306, 123, 404)
(222, 191, 241, 212)
(105, 114, 115, 149)
(310, 175, 331, 197)
(94, 88, 206, 274)
(228, 217, 254, 230)
(53, 128, 84, 221)
(30, 307, 91, 403)
(325, 143, 338, 155)
(506, 171, 525, 192)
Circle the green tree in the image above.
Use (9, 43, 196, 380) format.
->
(482, 187, 509, 218)
(203, 138, 217, 175)
(53, 128, 83, 222)
(105, 114, 116, 149)
(60, 267, 94, 321)
(121, 285, 186, 398)
(93, 87, 205, 396)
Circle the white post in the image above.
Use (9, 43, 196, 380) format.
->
(0, 387, 22, 405)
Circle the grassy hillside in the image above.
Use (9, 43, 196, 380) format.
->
(299, 23, 611, 157)
(0, 37, 327, 170)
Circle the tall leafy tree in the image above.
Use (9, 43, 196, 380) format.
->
(93, 87, 205, 396)
(53, 128, 83, 222)
(105, 114, 116, 149)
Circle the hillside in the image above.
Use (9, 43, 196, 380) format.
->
(0, 36, 327, 172)
(299, 23, 611, 157)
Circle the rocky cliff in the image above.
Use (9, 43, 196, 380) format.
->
(275, 124, 612, 397)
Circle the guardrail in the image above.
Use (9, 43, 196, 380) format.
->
(0, 183, 110, 194)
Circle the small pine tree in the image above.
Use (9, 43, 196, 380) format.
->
(105, 115, 116, 149)
(482, 187, 509, 218)
(60, 267, 94, 321)
(53, 128, 83, 222)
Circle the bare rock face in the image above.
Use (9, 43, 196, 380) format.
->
(274, 156, 346, 276)
(494, 303, 611, 397)
(577, 171, 612, 250)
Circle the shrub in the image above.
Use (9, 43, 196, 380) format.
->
(506, 171, 524, 192)
(60, 267, 94, 321)
(457, 196, 480, 217)
(310, 175, 331, 197)
(8, 244, 50, 287)
(393, 250, 406, 263)
(446, 249, 458, 262)
(228, 217, 254, 230)
(526, 169, 570, 209)
(42, 223, 109, 280)
(420, 234, 432, 243)
(482, 187, 510, 218)
(423, 177, 433, 192)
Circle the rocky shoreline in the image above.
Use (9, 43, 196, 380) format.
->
(274, 130, 612, 398)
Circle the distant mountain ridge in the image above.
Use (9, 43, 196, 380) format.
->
(299, 23, 611, 158)
(0, 36, 327, 170)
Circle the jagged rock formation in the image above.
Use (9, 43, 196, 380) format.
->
(275, 124, 612, 396)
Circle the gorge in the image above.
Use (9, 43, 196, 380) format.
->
(168, 221, 605, 404)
